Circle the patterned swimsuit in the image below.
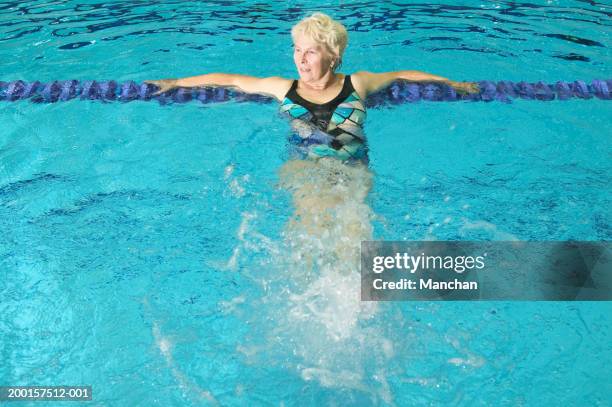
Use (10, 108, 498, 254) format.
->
(279, 74, 368, 164)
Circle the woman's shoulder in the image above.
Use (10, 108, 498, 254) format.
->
(347, 72, 369, 100)
(262, 76, 294, 101)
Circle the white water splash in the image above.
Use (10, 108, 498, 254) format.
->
(244, 158, 397, 403)
(215, 158, 398, 403)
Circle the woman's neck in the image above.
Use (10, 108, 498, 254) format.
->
(300, 71, 339, 91)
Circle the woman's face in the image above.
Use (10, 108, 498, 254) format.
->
(293, 34, 334, 82)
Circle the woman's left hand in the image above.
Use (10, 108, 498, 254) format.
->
(448, 81, 480, 94)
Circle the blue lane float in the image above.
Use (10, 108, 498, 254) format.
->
(0, 79, 610, 106)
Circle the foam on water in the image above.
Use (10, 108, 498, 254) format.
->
(217, 157, 399, 403)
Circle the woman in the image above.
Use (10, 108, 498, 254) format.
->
(147, 13, 477, 268)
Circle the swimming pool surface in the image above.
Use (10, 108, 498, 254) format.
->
(1, 1, 611, 405)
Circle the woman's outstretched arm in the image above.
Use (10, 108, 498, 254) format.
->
(351, 70, 479, 98)
(145, 74, 292, 101)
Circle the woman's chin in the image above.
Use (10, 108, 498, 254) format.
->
(298, 71, 315, 81)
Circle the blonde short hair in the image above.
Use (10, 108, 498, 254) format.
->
(291, 13, 348, 70)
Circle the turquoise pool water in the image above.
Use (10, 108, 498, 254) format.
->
(1, 1, 611, 405)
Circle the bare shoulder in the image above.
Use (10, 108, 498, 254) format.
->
(261, 76, 293, 101)
(350, 71, 376, 99)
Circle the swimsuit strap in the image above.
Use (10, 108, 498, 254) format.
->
(287, 78, 299, 95)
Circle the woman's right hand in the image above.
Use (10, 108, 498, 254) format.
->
(144, 79, 178, 95)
